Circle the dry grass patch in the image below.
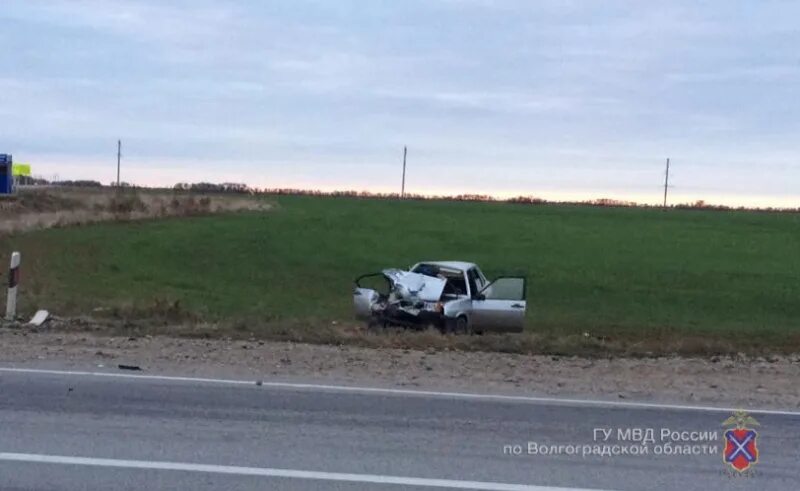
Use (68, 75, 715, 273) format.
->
(0, 187, 270, 235)
(35, 308, 800, 358)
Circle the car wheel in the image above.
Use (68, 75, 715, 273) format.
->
(454, 316, 470, 335)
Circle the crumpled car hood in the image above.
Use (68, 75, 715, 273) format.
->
(382, 268, 447, 302)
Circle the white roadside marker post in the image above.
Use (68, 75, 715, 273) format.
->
(6, 252, 20, 321)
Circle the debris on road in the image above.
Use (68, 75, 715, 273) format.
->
(118, 364, 142, 371)
(0, 329, 797, 409)
(28, 310, 50, 327)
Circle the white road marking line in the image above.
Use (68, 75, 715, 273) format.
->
(0, 452, 612, 491)
(1, 366, 799, 417)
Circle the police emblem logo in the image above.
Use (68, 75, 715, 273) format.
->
(722, 411, 759, 472)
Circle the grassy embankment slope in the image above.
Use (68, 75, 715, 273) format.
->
(2, 194, 799, 354)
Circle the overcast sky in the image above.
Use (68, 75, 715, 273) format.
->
(2, 1, 799, 206)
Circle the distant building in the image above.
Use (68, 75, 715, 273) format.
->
(0, 154, 13, 195)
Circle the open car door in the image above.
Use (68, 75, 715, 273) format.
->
(353, 273, 389, 320)
(470, 277, 526, 332)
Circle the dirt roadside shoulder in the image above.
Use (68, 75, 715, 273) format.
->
(1, 328, 798, 410)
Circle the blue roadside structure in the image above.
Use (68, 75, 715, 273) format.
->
(0, 154, 13, 195)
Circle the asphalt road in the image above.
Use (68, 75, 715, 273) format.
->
(0, 367, 797, 490)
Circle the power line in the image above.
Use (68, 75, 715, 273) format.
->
(663, 157, 670, 208)
(116, 139, 122, 187)
(401, 146, 407, 198)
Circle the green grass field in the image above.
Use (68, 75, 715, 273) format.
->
(3, 195, 800, 353)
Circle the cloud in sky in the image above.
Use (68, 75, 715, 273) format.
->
(2, 0, 799, 205)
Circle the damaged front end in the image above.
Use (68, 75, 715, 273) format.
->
(353, 269, 449, 330)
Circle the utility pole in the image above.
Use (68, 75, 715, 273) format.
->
(116, 139, 122, 187)
(401, 146, 407, 198)
(663, 157, 670, 208)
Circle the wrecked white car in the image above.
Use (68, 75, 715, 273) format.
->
(353, 261, 527, 333)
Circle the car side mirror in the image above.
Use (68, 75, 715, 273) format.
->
(476, 293, 486, 301)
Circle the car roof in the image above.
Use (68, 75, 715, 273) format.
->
(414, 261, 477, 272)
